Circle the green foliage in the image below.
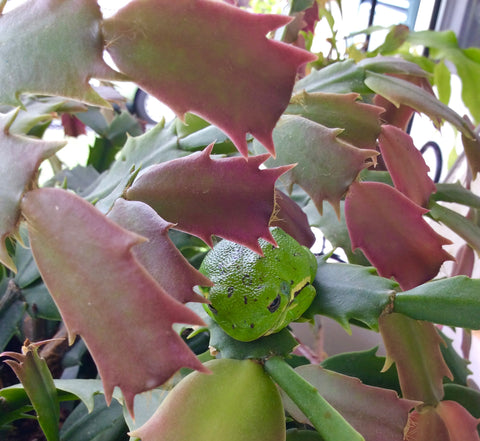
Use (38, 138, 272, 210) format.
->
(1, 1, 480, 441)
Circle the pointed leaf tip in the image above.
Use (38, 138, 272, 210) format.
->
(126, 148, 290, 254)
(0, 0, 122, 107)
(265, 115, 378, 216)
(379, 125, 436, 207)
(0, 110, 64, 272)
(104, 0, 315, 156)
(21, 188, 206, 416)
(108, 198, 211, 304)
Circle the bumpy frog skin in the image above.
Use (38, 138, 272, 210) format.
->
(199, 227, 317, 342)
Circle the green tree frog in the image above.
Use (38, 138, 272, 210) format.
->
(199, 227, 317, 342)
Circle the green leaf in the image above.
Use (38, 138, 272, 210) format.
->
(83, 122, 187, 209)
(22, 282, 61, 321)
(428, 201, 480, 257)
(53, 379, 122, 413)
(434, 59, 451, 106)
(408, 29, 480, 123)
(0, 110, 65, 271)
(364, 71, 475, 139)
(7, 96, 87, 136)
(321, 347, 401, 393)
(432, 183, 480, 209)
(264, 357, 365, 441)
(60, 395, 128, 441)
(257, 115, 378, 216)
(286, 429, 324, 441)
(294, 59, 369, 94)
(87, 111, 144, 173)
(13, 226, 41, 289)
(294, 56, 428, 94)
(0, 384, 34, 426)
(305, 260, 396, 332)
(1, 341, 60, 441)
(394, 276, 480, 330)
(0, 0, 122, 107)
(207, 316, 297, 360)
(177, 124, 236, 154)
(376, 25, 410, 55)
(303, 200, 369, 265)
(447, 48, 480, 124)
(0, 279, 26, 351)
(290, 0, 315, 13)
(286, 91, 383, 149)
(438, 331, 471, 386)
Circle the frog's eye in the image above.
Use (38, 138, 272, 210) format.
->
(267, 294, 281, 313)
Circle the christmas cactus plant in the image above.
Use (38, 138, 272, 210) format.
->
(1, 0, 480, 440)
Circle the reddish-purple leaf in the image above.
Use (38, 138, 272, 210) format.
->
(379, 313, 452, 404)
(61, 114, 86, 137)
(404, 407, 450, 441)
(103, 0, 316, 157)
(345, 181, 453, 290)
(372, 75, 434, 132)
(451, 243, 475, 277)
(271, 189, 316, 248)
(20, 188, 207, 416)
(108, 198, 211, 304)
(405, 401, 480, 441)
(0, 110, 64, 271)
(264, 115, 378, 216)
(435, 400, 480, 441)
(126, 144, 293, 254)
(373, 93, 414, 132)
(378, 125, 436, 207)
(281, 364, 417, 441)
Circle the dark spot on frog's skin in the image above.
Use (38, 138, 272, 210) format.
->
(227, 286, 234, 298)
(242, 274, 252, 285)
(208, 304, 218, 315)
(267, 294, 281, 313)
(243, 295, 248, 305)
(250, 323, 255, 328)
(293, 282, 310, 297)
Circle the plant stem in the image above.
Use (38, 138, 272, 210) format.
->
(264, 356, 365, 441)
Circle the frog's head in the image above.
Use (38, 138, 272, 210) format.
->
(199, 228, 318, 342)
